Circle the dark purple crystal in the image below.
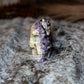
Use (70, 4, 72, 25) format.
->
(39, 57, 47, 62)
(35, 20, 51, 62)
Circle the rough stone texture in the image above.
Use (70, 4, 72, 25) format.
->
(0, 17, 84, 84)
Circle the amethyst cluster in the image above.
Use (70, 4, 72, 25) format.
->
(35, 19, 51, 62)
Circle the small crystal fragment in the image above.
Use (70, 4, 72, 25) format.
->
(29, 18, 51, 62)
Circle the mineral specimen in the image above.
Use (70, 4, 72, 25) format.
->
(29, 18, 51, 62)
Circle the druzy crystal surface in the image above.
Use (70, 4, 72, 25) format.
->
(29, 18, 51, 62)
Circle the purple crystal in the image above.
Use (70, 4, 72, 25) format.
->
(35, 22, 43, 30)
(40, 34, 46, 39)
(39, 57, 47, 62)
(35, 19, 51, 62)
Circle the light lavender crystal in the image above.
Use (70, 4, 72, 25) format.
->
(29, 18, 51, 62)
